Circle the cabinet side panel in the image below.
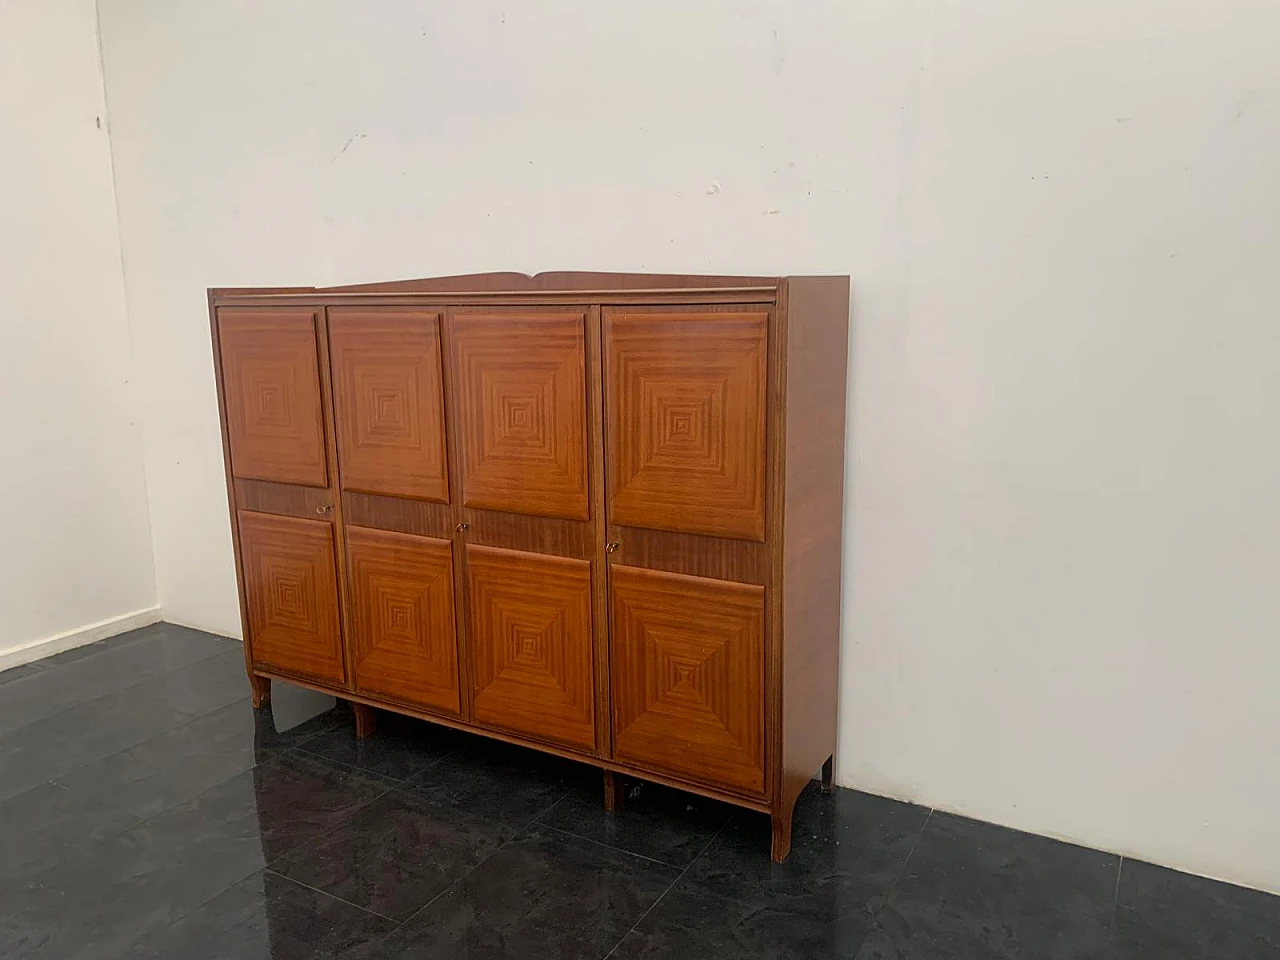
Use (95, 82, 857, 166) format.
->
(210, 293, 254, 682)
(779, 277, 850, 814)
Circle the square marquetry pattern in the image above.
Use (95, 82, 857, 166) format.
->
(218, 309, 328, 487)
(237, 510, 345, 684)
(328, 309, 449, 502)
(467, 545, 595, 751)
(610, 564, 766, 795)
(347, 526, 459, 716)
(605, 309, 768, 540)
(451, 312, 590, 521)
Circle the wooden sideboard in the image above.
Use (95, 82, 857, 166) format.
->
(209, 271, 849, 861)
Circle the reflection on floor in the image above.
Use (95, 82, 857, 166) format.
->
(1, 623, 1276, 959)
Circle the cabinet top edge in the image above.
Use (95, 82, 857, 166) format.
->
(209, 270, 804, 299)
(210, 290, 781, 308)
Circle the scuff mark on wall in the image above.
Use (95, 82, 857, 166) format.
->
(331, 132, 367, 163)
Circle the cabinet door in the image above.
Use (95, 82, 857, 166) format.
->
(610, 564, 766, 795)
(605, 308, 767, 540)
(329, 309, 449, 502)
(467, 545, 596, 751)
(451, 311, 589, 520)
(219, 309, 328, 487)
(347, 526, 460, 715)
(238, 510, 345, 684)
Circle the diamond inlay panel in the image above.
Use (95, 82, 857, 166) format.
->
(219, 309, 328, 487)
(348, 525, 460, 715)
(329, 309, 449, 502)
(605, 310, 768, 540)
(452, 312, 589, 521)
(238, 510, 345, 684)
(467, 544, 595, 751)
(610, 564, 765, 795)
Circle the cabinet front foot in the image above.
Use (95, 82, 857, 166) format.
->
(352, 702, 377, 739)
(248, 674, 271, 710)
(603, 770, 625, 812)
(770, 808, 794, 863)
(821, 754, 835, 795)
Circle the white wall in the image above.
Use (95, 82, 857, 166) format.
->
(97, 0, 1280, 892)
(0, 0, 157, 663)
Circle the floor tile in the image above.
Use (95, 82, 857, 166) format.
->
(298, 709, 465, 781)
(853, 811, 1119, 960)
(1111, 858, 1280, 959)
(272, 784, 514, 921)
(409, 735, 588, 827)
(32, 622, 164, 668)
(378, 826, 680, 960)
(254, 687, 351, 757)
(0, 625, 234, 738)
(0, 780, 141, 881)
(614, 785, 928, 960)
(121, 869, 396, 960)
(0, 767, 271, 960)
(132, 646, 252, 715)
(55, 700, 270, 819)
(251, 750, 397, 864)
(0, 662, 45, 685)
(0, 679, 209, 801)
(538, 777, 735, 867)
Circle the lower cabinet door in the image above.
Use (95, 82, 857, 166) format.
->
(610, 564, 766, 796)
(238, 510, 346, 685)
(466, 545, 596, 751)
(347, 525, 460, 716)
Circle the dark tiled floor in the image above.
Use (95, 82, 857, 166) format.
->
(1, 623, 1277, 959)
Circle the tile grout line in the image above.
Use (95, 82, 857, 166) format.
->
(379, 785, 579, 938)
(18, 624, 168, 675)
(40, 674, 255, 792)
(532, 819, 689, 870)
(847, 805, 936, 957)
(902, 808, 934, 871)
(0, 636, 241, 747)
(260, 763, 404, 870)
(117, 861, 267, 956)
(294, 741, 462, 786)
(8, 685, 265, 856)
(117, 731, 410, 953)
(20, 703, 360, 886)
(1111, 855, 1124, 928)
(599, 811, 738, 960)
(264, 867, 400, 924)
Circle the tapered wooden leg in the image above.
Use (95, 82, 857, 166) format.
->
(248, 674, 271, 709)
(603, 770, 625, 812)
(352, 702, 377, 739)
(771, 808, 793, 863)
(821, 754, 835, 795)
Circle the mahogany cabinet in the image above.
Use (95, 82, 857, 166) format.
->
(210, 272, 849, 861)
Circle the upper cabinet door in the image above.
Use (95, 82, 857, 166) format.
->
(605, 308, 768, 541)
(329, 309, 449, 502)
(218, 309, 328, 487)
(450, 311, 590, 520)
